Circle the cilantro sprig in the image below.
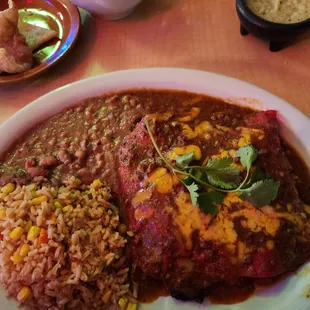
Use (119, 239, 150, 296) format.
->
(144, 117, 280, 214)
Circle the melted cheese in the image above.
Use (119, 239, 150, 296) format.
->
(235, 127, 265, 147)
(180, 121, 265, 150)
(181, 124, 198, 139)
(176, 107, 201, 122)
(132, 168, 175, 207)
(200, 211, 238, 253)
(181, 121, 221, 140)
(195, 121, 218, 137)
(174, 192, 212, 250)
(132, 175, 309, 265)
(277, 211, 306, 229)
(211, 149, 237, 159)
(215, 124, 231, 132)
(132, 189, 152, 206)
(173, 192, 240, 253)
(168, 145, 202, 161)
(238, 240, 250, 262)
(134, 207, 154, 222)
(148, 168, 173, 193)
(130, 113, 307, 263)
(147, 112, 172, 121)
(231, 206, 280, 236)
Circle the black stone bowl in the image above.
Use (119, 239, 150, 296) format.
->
(236, 0, 310, 51)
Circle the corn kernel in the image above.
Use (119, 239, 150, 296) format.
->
(118, 224, 127, 234)
(54, 201, 62, 208)
(17, 287, 31, 303)
(127, 303, 137, 310)
(31, 196, 48, 205)
(58, 186, 67, 194)
(24, 220, 32, 232)
(63, 205, 73, 212)
(19, 244, 30, 257)
(1, 183, 15, 194)
(35, 190, 42, 196)
(9, 227, 24, 240)
(27, 226, 41, 241)
(0, 193, 8, 199)
(102, 290, 112, 303)
(0, 208, 6, 220)
(10, 254, 23, 264)
(91, 179, 102, 189)
(69, 192, 76, 199)
(304, 205, 310, 215)
(127, 231, 134, 237)
(26, 184, 37, 191)
(118, 298, 127, 309)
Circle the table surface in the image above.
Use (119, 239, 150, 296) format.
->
(1, 0, 310, 124)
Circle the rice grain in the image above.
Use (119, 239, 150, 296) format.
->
(0, 179, 133, 310)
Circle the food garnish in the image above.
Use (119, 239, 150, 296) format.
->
(144, 117, 280, 213)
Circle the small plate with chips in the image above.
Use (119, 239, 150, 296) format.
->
(0, 0, 80, 84)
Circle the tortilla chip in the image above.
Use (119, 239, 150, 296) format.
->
(18, 21, 58, 51)
(0, 0, 33, 74)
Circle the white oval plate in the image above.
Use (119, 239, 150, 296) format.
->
(0, 68, 309, 310)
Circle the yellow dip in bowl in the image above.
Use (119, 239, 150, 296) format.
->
(247, 0, 310, 24)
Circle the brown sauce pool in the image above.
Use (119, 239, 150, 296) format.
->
(284, 142, 310, 204)
(138, 273, 292, 305)
(208, 283, 254, 305)
(138, 280, 170, 303)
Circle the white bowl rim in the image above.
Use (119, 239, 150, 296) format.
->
(0, 68, 309, 310)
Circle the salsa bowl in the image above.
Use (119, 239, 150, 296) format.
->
(236, 0, 310, 51)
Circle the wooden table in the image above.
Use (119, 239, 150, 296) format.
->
(1, 0, 310, 123)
